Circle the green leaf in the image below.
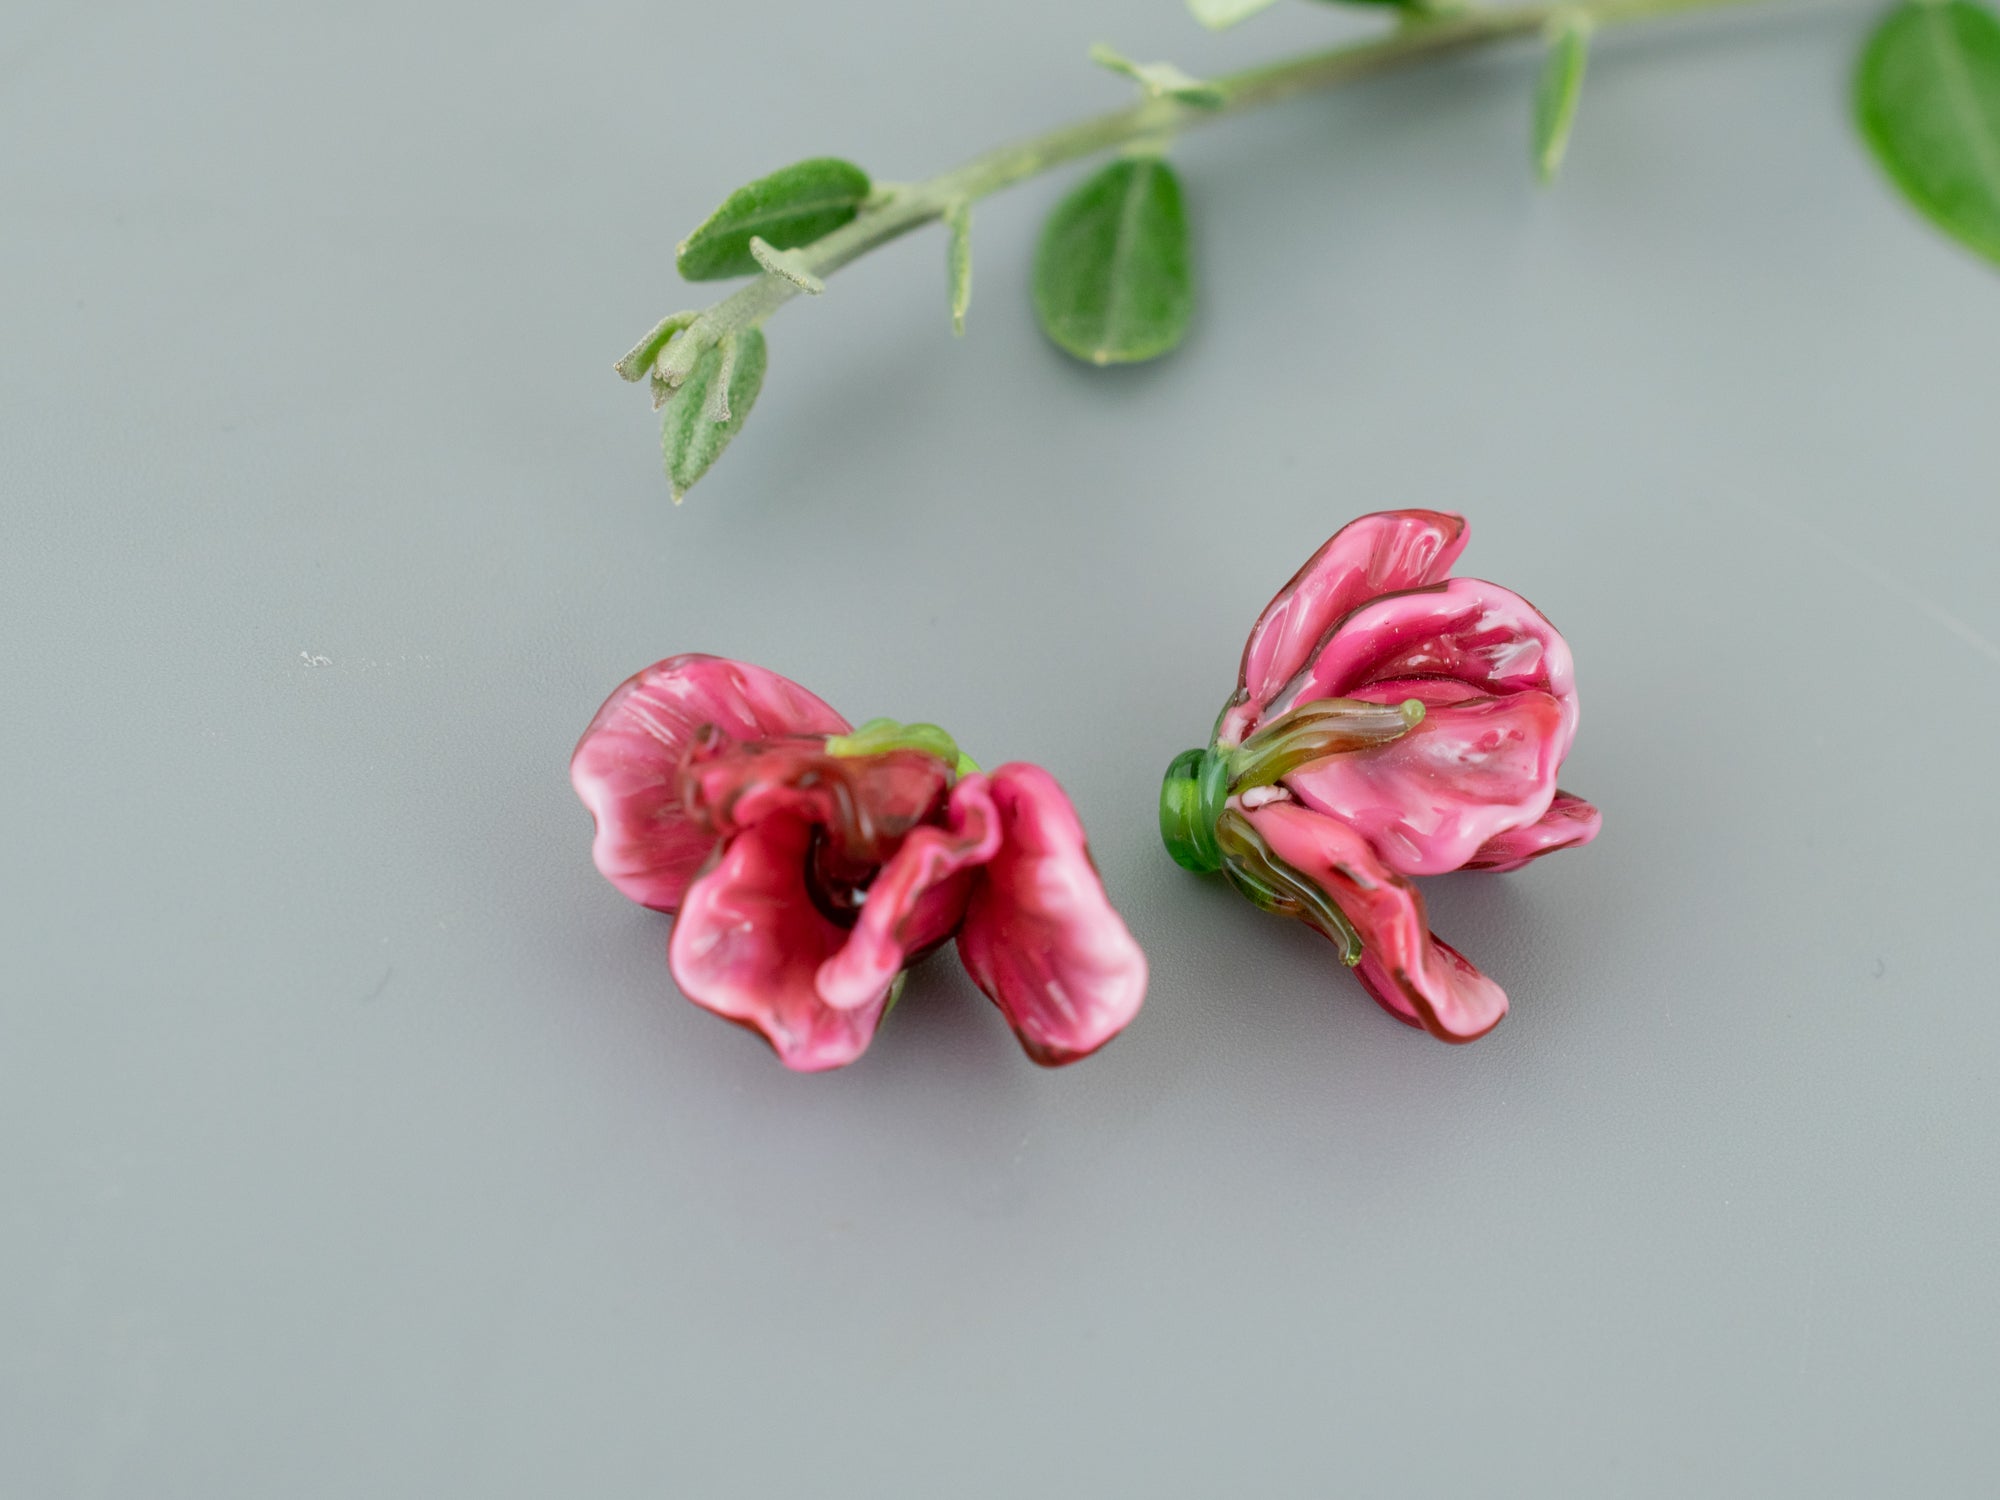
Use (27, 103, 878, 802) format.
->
(1088, 43, 1226, 108)
(662, 329, 767, 502)
(675, 158, 872, 282)
(945, 202, 972, 335)
(1533, 12, 1593, 184)
(1033, 156, 1194, 367)
(1856, 0, 2000, 265)
(1187, 0, 1282, 27)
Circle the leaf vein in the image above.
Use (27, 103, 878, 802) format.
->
(1100, 160, 1154, 362)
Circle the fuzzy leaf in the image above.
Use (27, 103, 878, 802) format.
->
(748, 236, 825, 293)
(662, 329, 767, 501)
(1533, 13, 1593, 184)
(945, 202, 973, 335)
(1188, 0, 1282, 26)
(1089, 43, 1226, 107)
(1033, 156, 1193, 366)
(615, 311, 698, 382)
(1856, 0, 2000, 265)
(676, 158, 872, 282)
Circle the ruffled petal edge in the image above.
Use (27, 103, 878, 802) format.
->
(571, 655, 848, 913)
(956, 764, 1148, 1066)
(1220, 510, 1468, 747)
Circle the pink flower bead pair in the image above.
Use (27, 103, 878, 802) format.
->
(572, 509, 1599, 1071)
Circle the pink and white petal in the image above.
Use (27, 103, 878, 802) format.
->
(1245, 800, 1508, 1043)
(1220, 510, 1467, 747)
(815, 776, 1003, 1011)
(572, 655, 849, 912)
(1462, 791, 1602, 873)
(669, 816, 884, 1072)
(1269, 576, 1579, 768)
(956, 764, 1148, 1067)
(1284, 691, 1567, 876)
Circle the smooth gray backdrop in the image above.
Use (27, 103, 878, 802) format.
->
(5, 0, 1997, 1494)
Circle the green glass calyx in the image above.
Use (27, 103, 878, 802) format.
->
(825, 717, 979, 777)
(1160, 746, 1231, 873)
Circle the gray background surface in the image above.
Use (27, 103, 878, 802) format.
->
(5, 0, 1998, 1494)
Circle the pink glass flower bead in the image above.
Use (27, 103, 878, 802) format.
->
(573, 655, 1148, 1072)
(1160, 510, 1601, 1042)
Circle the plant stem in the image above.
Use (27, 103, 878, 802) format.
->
(653, 0, 1794, 383)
